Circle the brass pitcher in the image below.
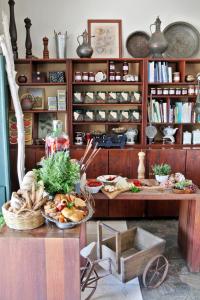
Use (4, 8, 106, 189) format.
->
(76, 30, 94, 58)
(149, 17, 168, 58)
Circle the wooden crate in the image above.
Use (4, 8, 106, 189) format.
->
(97, 223, 166, 283)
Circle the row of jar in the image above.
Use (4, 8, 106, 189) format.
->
(73, 91, 142, 104)
(73, 109, 141, 122)
(150, 86, 199, 96)
(74, 71, 139, 83)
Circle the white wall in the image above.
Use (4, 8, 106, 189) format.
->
(1, 0, 200, 58)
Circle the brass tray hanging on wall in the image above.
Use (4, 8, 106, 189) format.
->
(163, 21, 200, 58)
(126, 31, 150, 58)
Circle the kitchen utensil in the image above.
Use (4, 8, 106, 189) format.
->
(97, 175, 121, 184)
(145, 94, 157, 143)
(126, 31, 150, 58)
(95, 71, 107, 82)
(76, 29, 94, 58)
(163, 21, 200, 58)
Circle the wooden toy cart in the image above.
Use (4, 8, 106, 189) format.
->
(97, 222, 169, 288)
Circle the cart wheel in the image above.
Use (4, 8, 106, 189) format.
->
(142, 255, 169, 289)
(81, 267, 98, 300)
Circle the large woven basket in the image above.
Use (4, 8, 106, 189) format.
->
(2, 201, 45, 230)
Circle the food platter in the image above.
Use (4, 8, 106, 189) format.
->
(97, 175, 121, 184)
(126, 31, 150, 58)
(42, 201, 94, 229)
(163, 22, 200, 58)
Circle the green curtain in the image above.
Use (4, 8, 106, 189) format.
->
(0, 54, 11, 206)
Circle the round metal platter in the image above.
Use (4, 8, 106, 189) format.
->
(126, 31, 150, 58)
(163, 21, 200, 58)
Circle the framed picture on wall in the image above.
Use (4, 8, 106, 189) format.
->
(28, 88, 45, 110)
(88, 19, 122, 58)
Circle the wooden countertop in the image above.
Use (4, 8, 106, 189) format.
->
(94, 189, 200, 201)
(0, 223, 83, 239)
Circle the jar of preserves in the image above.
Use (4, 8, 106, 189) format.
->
(109, 61, 115, 71)
(89, 72, 95, 82)
(175, 88, 182, 95)
(74, 71, 82, 82)
(123, 61, 129, 75)
(150, 87, 157, 95)
(115, 72, 121, 81)
(82, 72, 89, 82)
(188, 85, 195, 95)
(109, 71, 115, 82)
(173, 72, 180, 83)
(169, 88, 175, 95)
(157, 88, 163, 95)
(182, 88, 188, 95)
(163, 88, 169, 95)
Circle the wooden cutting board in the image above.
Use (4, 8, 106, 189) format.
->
(101, 187, 130, 199)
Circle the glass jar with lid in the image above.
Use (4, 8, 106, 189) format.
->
(82, 72, 89, 82)
(45, 120, 69, 157)
(75, 71, 82, 82)
(109, 61, 115, 71)
(115, 72, 122, 82)
(109, 71, 115, 82)
(123, 61, 129, 75)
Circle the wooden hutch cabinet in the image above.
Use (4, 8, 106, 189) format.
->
(9, 58, 200, 218)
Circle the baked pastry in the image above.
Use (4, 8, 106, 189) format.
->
(61, 207, 85, 222)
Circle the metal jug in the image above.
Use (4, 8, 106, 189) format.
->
(76, 30, 94, 58)
(149, 17, 168, 58)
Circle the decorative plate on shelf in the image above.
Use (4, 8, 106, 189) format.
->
(126, 31, 150, 58)
(163, 22, 200, 58)
(97, 175, 121, 184)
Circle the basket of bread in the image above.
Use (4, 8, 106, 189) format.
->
(42, 192, 94, 229)
(2, 171, 47, 230)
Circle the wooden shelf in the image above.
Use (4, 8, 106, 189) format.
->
(148, 95, 196, 98)
(72, 122, 141, 125)
(148, 82, 197, 85)
(9, 110, 66, 113)
(72, 103, 142, 107)
(72, 82, 142, 85)
(18, 82, 66, 86)
(15, 58, 66, 63)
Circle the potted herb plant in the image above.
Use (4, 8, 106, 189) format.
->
(152, 163, 171, 184)
(34, 151, 80, 195)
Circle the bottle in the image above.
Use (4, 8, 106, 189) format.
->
(45, 120, 69, 157)
(123, 61, 129, 75)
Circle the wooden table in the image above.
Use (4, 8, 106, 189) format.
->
(0, 223, 86, 300)
(94, 189, 200, 272)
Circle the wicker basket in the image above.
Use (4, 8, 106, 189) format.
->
(2, 202, 45, 230)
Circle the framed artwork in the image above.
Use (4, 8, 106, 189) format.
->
(88, 19, 122, 58)
(38, 113, 56, 139)
(28, 88, 45, 109)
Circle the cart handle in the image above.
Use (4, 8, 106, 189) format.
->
(97, 221, 121, 273)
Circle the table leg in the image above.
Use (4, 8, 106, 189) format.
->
(178, 200, 200, 272)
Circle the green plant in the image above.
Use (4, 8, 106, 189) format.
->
(152, 163, 171, 176)
(34, 151, 80, 195)
(0, 213, 4, 228)
(174, 180, 192, 189)
(130, 185, 141, 193)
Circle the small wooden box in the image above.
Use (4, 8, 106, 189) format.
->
(32, 72, 47, 83)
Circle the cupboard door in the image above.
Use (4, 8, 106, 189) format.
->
(109, 149, 145, 217)
(147, 149, 186, 217)
(186, 150, 200, 186)
(70, 149, 109, 178)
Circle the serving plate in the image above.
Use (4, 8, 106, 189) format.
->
(163, 21, 200, 58)
(41, 202, 94, 229)
(126, 31, 150, 58)
(97, 175, 121, 184)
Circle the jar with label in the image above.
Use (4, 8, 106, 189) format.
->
(96, 110, 107, 121)
(109, 61, 115, 71)
(123, 61, 129, 75)
(157, 88, 163, 95)
(182, 88, 188, 95)
(82, 72, 89, 82)
(115, 72, 121, 82)
(96, 91, 106, 103)
(173, 72, 180, 83)
(89, 72, 95, 82)
(118, 92, 129, 103)
(169, 88, 175, 95)
(188, 85, 195, 95)
(84, 110, 95, 121)
(109, 71, 115, 82)
(163, 88, 169, 95)
(108, 110, 118, 122)
(120, 110, 130, 122)
(150, 87, 157, 95)
(73, 92, 84, 103)
(107, 92, 118, 103)
(75, 71, 82, 82)
(175, 88, 181, 95)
